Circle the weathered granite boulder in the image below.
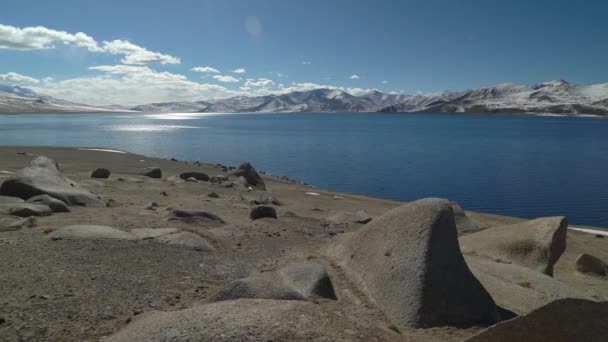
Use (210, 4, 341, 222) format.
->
(250, 205, 277, 220)
(139, 167, 161, 178)
(229, 162, 266, 190)
(90, 168, 111, 179)
(325, 198, 499, 328)
(179, 172, 209, 181)
(6, 203, 52, 217)
(278, 262, 337, 300)
(575, 253, 607, 277)
(459, 216, 567, 276)
(27, 194, 70, 213)
(167, 209, 225, 224)
(449, 201, 479, 233)
(48, 225, 136, 240)
(327, 210, 372, 224)
(0, 156, 104, 207)
(464, 299, 608, 342)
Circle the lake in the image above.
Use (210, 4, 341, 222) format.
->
(1, 112, 607, 227)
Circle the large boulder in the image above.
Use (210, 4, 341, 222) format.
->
(575, 253, 607, 277)
(205, 278, 304, 303)
(459, 216, 567, 276)
(5, 203, 52, 217)
(0, 156, 104, 207)
(139, 167, 161, 178)
(179, 172, 209, 181)
(167, 209, 225, 224)
(464, 299, 608, 342)
(249, 205, 277, 220)
(90, 168, 110, 179)
(278, 262, 337, 300)
(327, 210, 372, 224)
(325, 198, 499, 328)
(48, 225, 136, 240)
(27, 194, 70, 213)
(465, 255, 593, 315)
(229, 162, 266, 190)
(107, 299, 401, 342)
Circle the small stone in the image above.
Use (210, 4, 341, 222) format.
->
(207, 192, 220, 198)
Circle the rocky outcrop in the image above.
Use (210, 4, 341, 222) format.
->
(0, 156, 104, 206)
(459, 216, 567, 276)
(139, 167, 161, 178)
(575, 253, 607, 277)
(464, 299, 608, 342)
(325, 198, 499, 328)
(249, 205, 277, 220)
(27, 194, 70, 213)
(179, 172, 209, 181)
(6, 203, 52, 217)
(205, 278, 305, 303)
(449, 201, 479, 233)
(229, 162, 266, 190)
(278, 262, 337, 300)
(90, 168, 110, 179)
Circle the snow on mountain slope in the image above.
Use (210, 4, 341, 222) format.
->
(0, 86, 133, 114)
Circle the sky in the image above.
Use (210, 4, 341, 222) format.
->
(0, 0, 607, 105)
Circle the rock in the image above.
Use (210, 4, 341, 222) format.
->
(325, 198, 499, 328)
(107, 299, 399, 342)
(459, 216, 567, 276)
(185, 177, 198, 183)
(48, 225, 136, 240)
(229, 162, 266, 190)
(205, 278, 304, 303)
(155, 231, 214, 250)
(575, 253, 607, 277)
(465, 255, 593, 315)
(91, 168, 111, 179)
(327, 210, 372, 224)
(0, 156, 104, 207)
(250, 206, 277, 220)
(179, 172, 209, 181)
(449, 201, 479, 233)
(139, 167, 161, 178)
(0, 216, 37, 232)
(278, 262, 337, 300)
(245, 193, 281, 206)
(464, 299, 608, 342)
(167, 209, 224, 224)
(5, 203, 52, 217)
(142, 202, 159, 210)
(130, 228, 179, 239)
(206, 192, 220, 198)
(0, 196, 24, 204)
(210, 175, 229, 183)
(27, 194, 70, 213)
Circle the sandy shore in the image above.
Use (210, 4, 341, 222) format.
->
(0, 146, 606, 341)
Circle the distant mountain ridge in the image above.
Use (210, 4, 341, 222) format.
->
(2, 80, 608, 116)
(0, 85, 132, 114)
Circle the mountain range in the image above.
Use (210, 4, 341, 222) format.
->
(1, 80, 608, 116)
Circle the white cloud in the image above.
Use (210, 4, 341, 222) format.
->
(245, 78, 274, 87)
(191, 66, 220, 73)
(350, 75, 360, 80)
(382, 80, 389, 84)
(213, 75, 240, 83)
(239, 86, 252, 91)
(102, 39, 180, 65)
(232, 68, 246, 74)
(302, 61, 312, 65)
(0, 24, 102, 51)
(0, 72, 40, 84)
(31, 64, 235, 105)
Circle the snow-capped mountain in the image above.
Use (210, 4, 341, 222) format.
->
(380, 80, 608, 115)
(0, 86, 133, 114)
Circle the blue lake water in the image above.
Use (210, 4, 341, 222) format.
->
(1, 112, 607, 227)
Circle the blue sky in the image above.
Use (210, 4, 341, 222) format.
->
(1, 0, 607, 105)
